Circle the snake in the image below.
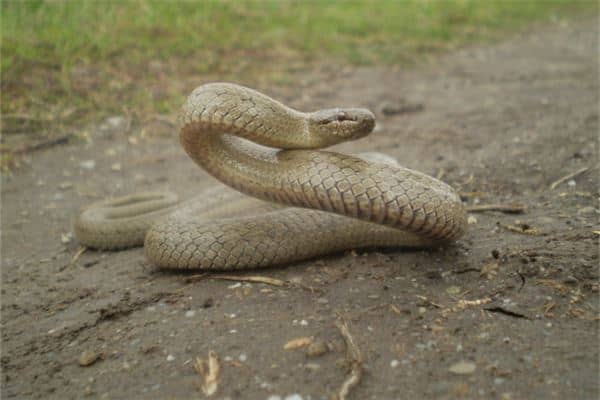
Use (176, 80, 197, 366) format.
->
(75, 83, 467, 270)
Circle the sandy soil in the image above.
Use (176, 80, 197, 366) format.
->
(1, 18, 598, 400)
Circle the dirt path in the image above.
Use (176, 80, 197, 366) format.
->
(2, 18, 598, 400)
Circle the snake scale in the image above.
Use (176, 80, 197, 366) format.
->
(75, 83, 467, 269)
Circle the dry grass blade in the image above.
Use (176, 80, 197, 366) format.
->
(335, 317, 363, 400)
(549, 166, 590, 190)
(193, 351, 221, 397)
(70, 246, 87, 266)
(211, 275, 287, 287)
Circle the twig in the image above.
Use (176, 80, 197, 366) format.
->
(550, 166, 590, 190)
(211, 275, 287, 287)
(335, 317, 363, 400)
(3, 134, 73, 154)
(498, 223, 541, 236)
(416, 294, 443, 308)
(70, 246, 87, 266)
(466, 203, 525, 214)
(183, 274, 323, 293)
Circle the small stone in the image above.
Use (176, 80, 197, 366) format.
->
(567, 179, 576, 187)
(61, 232, 73, 244)
(106, 116, 128, 129)
(58, 182, 73, 190)
(79, 160, 96, 170)
(284, 395, 303, 400)
(446, 286, 461, 295)
(78, 350, 101, 367)
(306, 340, 328, 357)
(448, 361, 476, 375)
(110, 163, 122, 172)
(304, 362, 321, 371)
(166, 354, 175, 362)
(267, 396, 282, 400)
(467, 215, 478, 225)
(184, 310, 196, 318)
(239, 353, 247, 362)
(578, 206, 596, 215)
(390, 359, 400, 368)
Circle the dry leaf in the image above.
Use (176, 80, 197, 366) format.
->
(193, 351, 221, 396)
(283, 337, 313, 350)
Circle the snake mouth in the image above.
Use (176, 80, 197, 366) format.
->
(311, 108, 376, 139)
(318, 111, 358, 124)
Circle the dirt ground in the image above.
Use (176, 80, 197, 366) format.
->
(2, 18, 598, 400)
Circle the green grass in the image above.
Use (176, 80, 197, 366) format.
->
(1, 0, 594, 134)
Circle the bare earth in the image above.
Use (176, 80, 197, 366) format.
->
(1, 18, 598, 400)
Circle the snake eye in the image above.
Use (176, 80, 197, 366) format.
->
(319, 111, 356, 124)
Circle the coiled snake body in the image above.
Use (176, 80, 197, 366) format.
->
(75, 83, 466, 269)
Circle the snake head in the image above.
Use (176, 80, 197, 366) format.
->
(309, 108, 375, 145)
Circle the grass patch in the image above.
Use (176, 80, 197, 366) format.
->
(1, 0, 594, 135)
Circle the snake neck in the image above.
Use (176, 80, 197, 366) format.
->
(180, 123, 288, 201)
(180, 82, 317, 148)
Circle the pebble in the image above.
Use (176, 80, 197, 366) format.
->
(184, 310, 196, 318)
(239, 353, 247, 362)
(166, 354, 175, 362)
(448, 361, 476, 375)
(79, 160, 96, 170)
(304, 363, 321, 371)
(446, 286, 461, 295)
(578, 206, 596, 215)
(78, 350, 101, 367)
(306, 340, 328, 357)
(61, 232, 73, 244)
(110, 163, 122, 172)
(105, 116, 128, 130)
(467, 215, 478, 225)
(284, 395, 303, 400)
(390, 359, 400, 368)
(567, 179, 576, 187)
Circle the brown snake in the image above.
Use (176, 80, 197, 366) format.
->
(75, 83, 467, 269)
